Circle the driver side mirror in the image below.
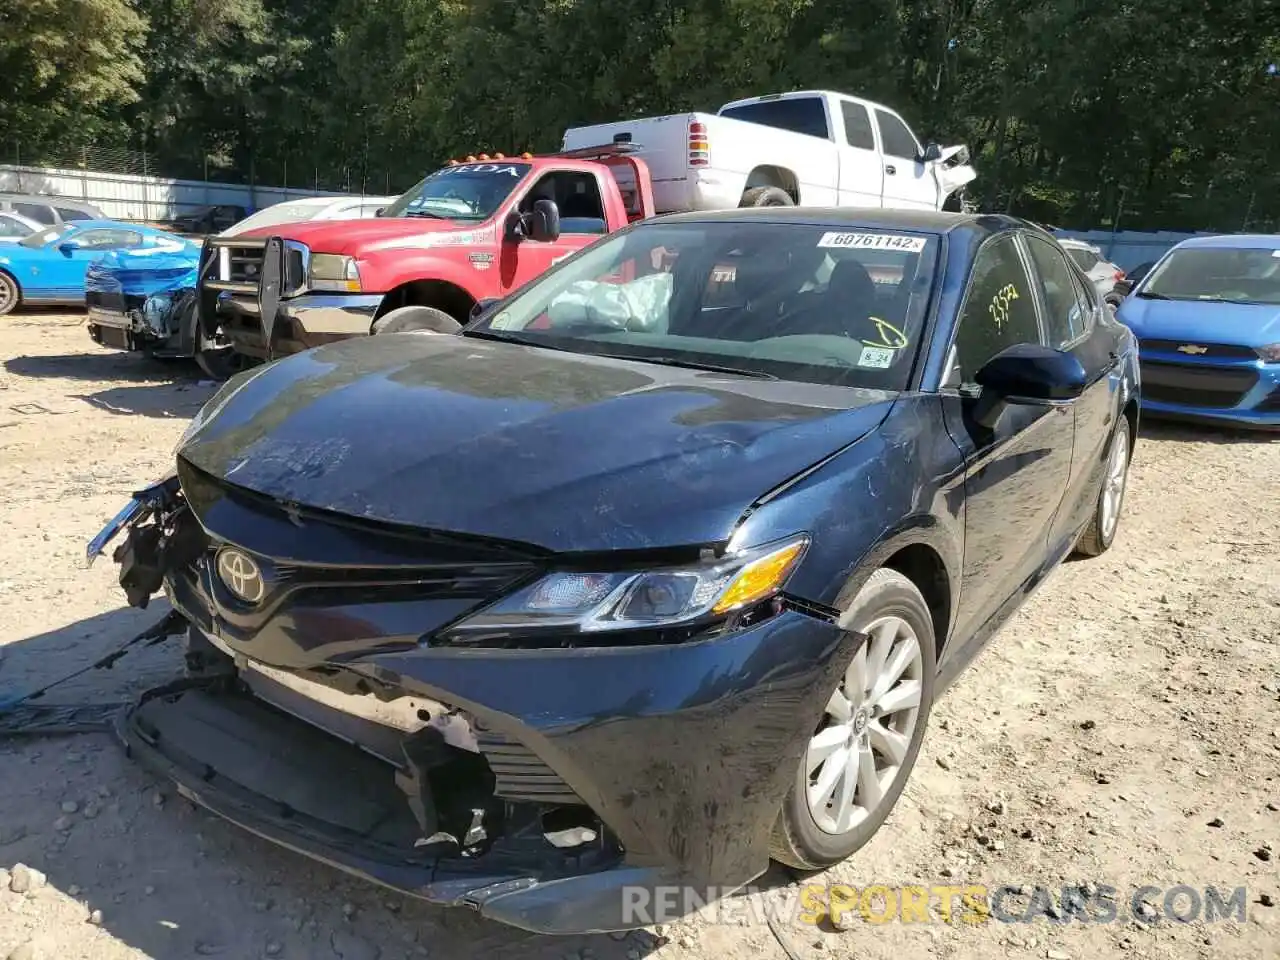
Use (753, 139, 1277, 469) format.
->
(470, 297, 501, 322)
(58, 240, 80, 255)
(971, 343, 1087, 428)
(921, 142, 943, 163)
(527, 199, 561, 243)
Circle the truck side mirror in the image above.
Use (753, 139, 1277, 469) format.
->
(528, 199, 561, 243)
(921, 142, 943, 163)
(470, 298, 501, 322)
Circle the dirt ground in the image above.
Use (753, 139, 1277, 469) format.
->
(0, 313, 1276, 960)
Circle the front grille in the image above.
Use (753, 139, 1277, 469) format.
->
(205, 239, 307, 297)
(1140, 339, 1258, 360)
(474, 727, 580, 805)
(1140, 360, 1259, 409)
(86, 289, 127, 313)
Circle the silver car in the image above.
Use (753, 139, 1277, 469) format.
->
(1058, 238, 1126, 307)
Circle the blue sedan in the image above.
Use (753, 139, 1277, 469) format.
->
(1117, 234, 1280, 430)
(87, 210, 1141, 934)
(0, 219, 189, 315)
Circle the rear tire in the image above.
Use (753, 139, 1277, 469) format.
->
(770, 568, 937, 870)
(1074, 413, 1132, 557)
(739, 186, 794, 208)
(371, 305, 463, 336)
(0, 271, 20, 315)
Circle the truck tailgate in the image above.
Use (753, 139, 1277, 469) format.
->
(562, 113, 707, 186)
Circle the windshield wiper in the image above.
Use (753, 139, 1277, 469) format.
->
(1135, 290, 1171, 300)
(597, 354, 778, 380)
(402, 210, 447, 219)
(461, 328, 578, 352)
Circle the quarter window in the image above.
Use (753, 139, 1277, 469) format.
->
(1026, 236, 1089, 347)
(951, 235, 1042, 383)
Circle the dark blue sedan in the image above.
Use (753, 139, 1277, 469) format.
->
(87, 209, 1139, 934)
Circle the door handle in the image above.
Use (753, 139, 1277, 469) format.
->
(885, 165, 897, 175)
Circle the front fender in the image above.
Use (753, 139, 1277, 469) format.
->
(359, 253, 488, 302)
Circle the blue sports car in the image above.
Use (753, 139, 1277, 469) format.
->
(1117, 234, 1280, 430)
(0, 219, 191, 316)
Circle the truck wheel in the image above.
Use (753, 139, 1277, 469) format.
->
(371, 306, 463, 336)
(739, 186, 795, 208)
(0, 271, 20, 315)
(189, 304, 250, 380)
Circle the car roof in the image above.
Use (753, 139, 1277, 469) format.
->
(1174, 233, 1280, 251)
(650, 206, 1033, 240)
(0, 193, 102, 209)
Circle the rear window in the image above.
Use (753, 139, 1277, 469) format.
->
(1065, 247, 1099, 271)
(719, 98, 830, 140)
(14, 202, 55, 224)
(56, 207, 93, 221)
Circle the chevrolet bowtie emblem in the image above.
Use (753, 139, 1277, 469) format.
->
(1176, 344, 1209, 355)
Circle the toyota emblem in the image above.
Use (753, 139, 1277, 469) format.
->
(216, 547, 265, 603)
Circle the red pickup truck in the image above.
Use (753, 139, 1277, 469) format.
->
(195, 148, 656, 362)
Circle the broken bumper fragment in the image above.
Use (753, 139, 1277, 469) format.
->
(90, 480, 856, 934)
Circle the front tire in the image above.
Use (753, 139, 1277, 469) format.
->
(770, 568, 937, 870)
(0, 271, 20, 315)
(1074, 413, 1132, 557)
(370, 305, 462, 336)
(189, 304, 250, 380)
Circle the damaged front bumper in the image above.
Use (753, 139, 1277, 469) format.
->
(89, 480, 857, 934)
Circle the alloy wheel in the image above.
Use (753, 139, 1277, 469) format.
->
(1100, 426, 1129, 542)
(0, 274, 17, 314)
(806, 615, 924, 835)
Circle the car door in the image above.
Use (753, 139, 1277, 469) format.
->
(50, 227, 146, 297)
(939, 231, 1077, 654)
(873, 109, 939, 210)
(834, 99, 884, 206)
(1023, 235, 1125, 547)
(499, 170, 608, 295)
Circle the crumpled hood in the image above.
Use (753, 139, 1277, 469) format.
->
(233, 217, 488, 258)
(85, 244, 201, 297)
(178, 334, 896, 553)
(1118, 295, 1280, 349)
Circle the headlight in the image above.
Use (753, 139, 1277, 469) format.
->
(443, 535, 809, 644)
(1258, 343, 1280, 363)
(308, 254, 362, 292)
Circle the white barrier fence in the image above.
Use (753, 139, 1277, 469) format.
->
(0, 164, 382, 221)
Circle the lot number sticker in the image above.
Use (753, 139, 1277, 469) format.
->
(817, 232, 926, 253)
(858, 345, 895, 369)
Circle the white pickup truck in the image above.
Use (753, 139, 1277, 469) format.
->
(562, 89, 976, 215)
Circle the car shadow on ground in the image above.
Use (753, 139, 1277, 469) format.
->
(1138, 417, 1278, 445)
(0, 606, 666, 960)
(3, 352, 218, 420)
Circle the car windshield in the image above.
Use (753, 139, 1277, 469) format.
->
(381, 161, 531, 221)
(467, 220, 940, 391)
(18, 223, 74, 248)
(1141, 246, 1280, 305)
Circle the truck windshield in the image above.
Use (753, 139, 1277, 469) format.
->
(719, 98, 830, 140)
(468, 220, 940, 391)
(382, 162, 532, 222)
